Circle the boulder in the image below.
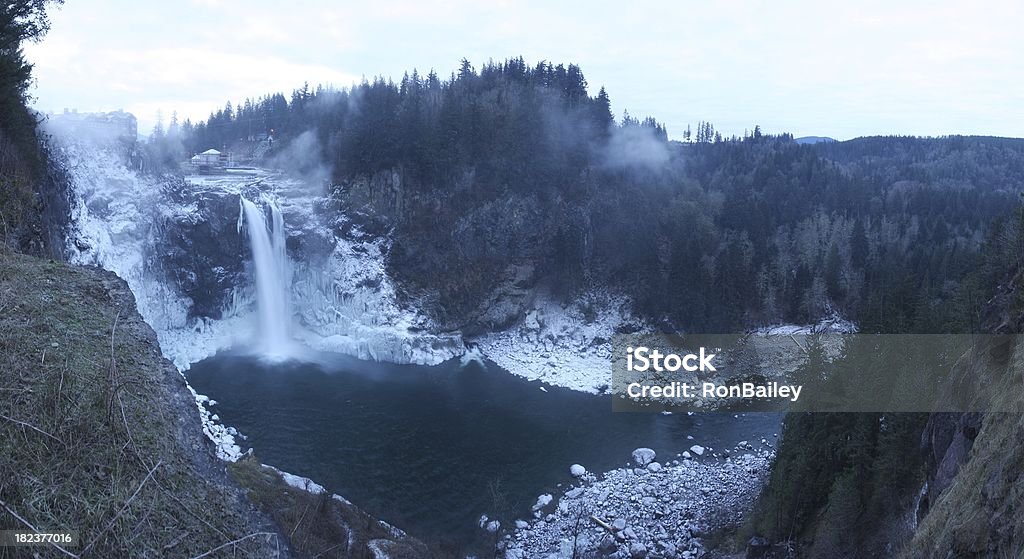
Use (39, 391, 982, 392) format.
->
(746, 535, 772, 558)
(632, 448, 657, 466)
(532, 493, 553, 512)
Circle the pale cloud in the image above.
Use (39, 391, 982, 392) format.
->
(100, 48, 358, 91)
(30, 42, 358, 129)
(23, 0, 1024, 139)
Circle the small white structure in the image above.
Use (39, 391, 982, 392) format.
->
(190, 149, 229, 173)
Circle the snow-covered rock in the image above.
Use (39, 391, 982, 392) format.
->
(473, 292, 646, 394)
(756, 311, 857, 336)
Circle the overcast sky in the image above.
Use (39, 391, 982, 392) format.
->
(24, 0, 1024, 140)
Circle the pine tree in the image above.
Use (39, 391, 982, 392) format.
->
(593, 87, 613, 138)
(825, 243, 843, 300)
(851, 219, 869, 267)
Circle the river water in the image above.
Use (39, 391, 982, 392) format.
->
(186, 351, 781, 547)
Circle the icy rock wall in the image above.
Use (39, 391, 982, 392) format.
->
(55, 126, 461, 370)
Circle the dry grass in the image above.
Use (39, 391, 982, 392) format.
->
(0, 252, 281, 558)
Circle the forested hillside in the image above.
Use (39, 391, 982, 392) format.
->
(0, 0, 69, 257)
(186, 58, 1024, 334)
(746, 206, 1024, 557)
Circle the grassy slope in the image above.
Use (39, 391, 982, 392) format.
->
(903, 337, 1024, 558)
(0, 249, 434, 558)
(0, 250, 282, 558)
(907, 412, 1024, 558)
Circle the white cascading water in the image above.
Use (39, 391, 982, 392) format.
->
(240, 197, 292, 355)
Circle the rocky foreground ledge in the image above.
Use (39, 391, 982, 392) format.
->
(502, 442, 775, 559)
(0, 251, 425, 558)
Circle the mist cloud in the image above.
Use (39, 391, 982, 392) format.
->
(600, 124, 670, 170)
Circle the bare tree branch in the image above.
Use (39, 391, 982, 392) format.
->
(188, 532, 277, 559)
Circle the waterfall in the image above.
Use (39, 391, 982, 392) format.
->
(58, 116, 460, 369)
(240, 196, 292, 355)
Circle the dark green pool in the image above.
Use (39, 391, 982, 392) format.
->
(186, 351, 780, 548)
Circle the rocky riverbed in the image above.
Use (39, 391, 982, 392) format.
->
(500, 440, 776, 558)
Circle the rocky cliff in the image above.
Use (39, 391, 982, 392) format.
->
(905, 271, 1024, 557)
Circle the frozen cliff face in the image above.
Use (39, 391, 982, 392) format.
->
(288, 201, 463, 364)
(56, 137, 248, 370)
(59, 140, 193, 335)
(52, 123, 462, 372)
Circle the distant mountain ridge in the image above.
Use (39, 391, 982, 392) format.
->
(794, 135, 837, 144)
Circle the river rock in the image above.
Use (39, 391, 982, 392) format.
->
(532, 494, 553, 511)
(632, 448, 656, 466)
(570, 464, 587, 477)
(504, 444, 777, 559)
(689, 445, 705, 456)
(747, 535, 772, 558)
